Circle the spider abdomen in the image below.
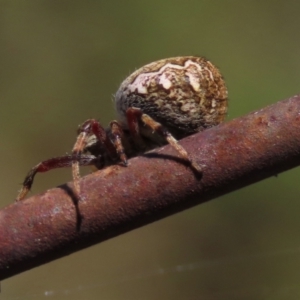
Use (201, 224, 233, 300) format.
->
(115, 56, 228, 138)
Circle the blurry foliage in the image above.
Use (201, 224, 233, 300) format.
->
(1, 1, 300, 299)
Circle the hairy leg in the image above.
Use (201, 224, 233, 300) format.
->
(72, 119, 127, 196)
(16, 154, 98, 201)
(126, 107, 202, 172)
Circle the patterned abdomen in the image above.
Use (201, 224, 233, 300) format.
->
(115, 56, 228, 138)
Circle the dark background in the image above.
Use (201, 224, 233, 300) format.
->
(1, 1, 300, 299)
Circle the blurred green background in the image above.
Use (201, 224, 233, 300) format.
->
(1, 1, 300, 299)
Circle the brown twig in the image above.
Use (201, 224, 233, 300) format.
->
(1, 94, 300, 280)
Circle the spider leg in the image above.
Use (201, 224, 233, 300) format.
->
(126, 107, 147, 150)
(72, 119, 127, 197)
(72, 119, 109, 197)
(126, 107, 202, 172)
(109, 121, 128, 165)
(16, 154, 98, 201)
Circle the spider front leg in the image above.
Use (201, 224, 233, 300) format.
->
(126, 107, 202, 172)
(16, 154, 98, 201)
(72, 119, 127, 197)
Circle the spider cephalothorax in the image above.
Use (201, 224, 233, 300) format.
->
(16, 56, 228, 201)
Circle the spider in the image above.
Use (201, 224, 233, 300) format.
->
(16, 56, 228, 201)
